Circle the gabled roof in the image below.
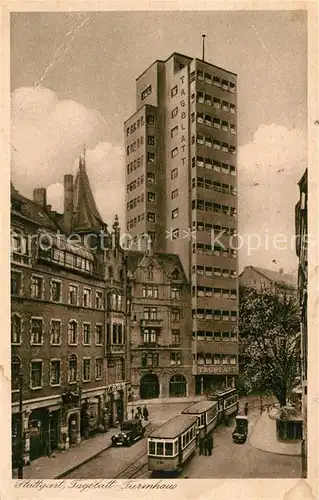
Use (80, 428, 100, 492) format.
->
(72, 155, 104, 232)
(11, 183, 60, 231)
(126, 250, 187, 282)
(243, 266, 297, 289)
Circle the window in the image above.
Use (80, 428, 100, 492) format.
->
(147, 192, 156, 203)
(148, 135, 155, 146)
(171, 107, 178, 118)
(96, 324, 103, 345)
(229, 82, 236, 93)
(172, 208, 179, 219)
(31, 318, 43, 345)
(171, 85, 178, 97)
(143, 329, 157, 344)
(170, 352, 182, 366)
(230, 103, 236, 114)
(171, 147, 178, 158)
(197, 70, 204, 81)
(171, 308, 180, 321)
(205, 72, 212, 84)
(51, 280, 61, 302)
(30, 360, 42, 389)
(147, 212, 155, 223)
(95, 358, 103, 379)
(147, 115, 155, 125)
(31, 276, 43, 299)
(69, 284, 78, 305)
(11, 314, 22, 344)
(171, 189, 178, 199)
(11, 271, 21, 295)
(171, 286, 180, 299)
(213, 76, 221, 87)
(147, 152, 155, 163)
(230, 355, 236, 365)
(83, 323, 91, 345)
(172, 228, 179, 240)
(83, 359, 91, 381)
(171, 168, 178, 179)
(141, 84, 152, 100)
(50, 360, 61, 386)
(171, 125, 178, 138)
(11, 356, 21, 391)
(95, 291, 103, 309)
(144, 307, 157, 320)
(68, 355, 77, 383)
(147, 172, 155, 183)
(68, 320, 77, 345)
(172, 329, 180, 344)
(83, 288, 91, 307)
(50, 320, 61, 345)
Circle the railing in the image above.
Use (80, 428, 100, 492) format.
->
(140, 318, 163, 328)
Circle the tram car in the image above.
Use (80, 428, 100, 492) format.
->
(148, 414, 198, 473)
(182, 400, 218, 442)
(209, 387, 239, 423)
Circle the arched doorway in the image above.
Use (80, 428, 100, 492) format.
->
(169, 374, 187, 397)
(140, 373, 159, 399)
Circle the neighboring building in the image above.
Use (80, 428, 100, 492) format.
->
(124, 52, 239, 394)
(239, 266, 297, 294)
(11, 155, 129, 466)
(295, 168, 308, 477)
(127, 249, 194, 400)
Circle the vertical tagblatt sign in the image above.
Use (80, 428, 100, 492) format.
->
(179, 73, 188, 168)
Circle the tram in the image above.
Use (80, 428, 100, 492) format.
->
(147, 414, 198, 473)
(182, 400, 218, 442)
(209, 387, 239, 423)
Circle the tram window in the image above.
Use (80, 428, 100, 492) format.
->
(182, 435, 186, 447)
(200, 415, 205, 426)
(157, 442, 164, 456)
(165, 442, 173, 456)
(149, 441, 156, 455)
(190, 428, 193, 439)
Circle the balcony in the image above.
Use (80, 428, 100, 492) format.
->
(192, 364, 239, 376)
(140, 318, 163, 329)
(105, 344, 125, 356)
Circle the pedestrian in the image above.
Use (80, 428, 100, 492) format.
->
(134, 411, 139, 420)
(131, 408, 134, 420)
(199, 438, 204, 455)
(244, 403, 249, 416)
(204, 437, 208, 456)
(137, 406, 142, 418)
(142, 405, 149, 421)
(211, 434, 214, 450)
(207, 435, 212, 456)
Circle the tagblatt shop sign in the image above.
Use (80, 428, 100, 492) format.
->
(198, 365, 237, 375)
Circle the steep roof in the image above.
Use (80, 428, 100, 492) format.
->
(72, 155, 104, 232)
(244, 266, 297, 289)
(11, 183, 60, 231)
(126, 250, 187, 282)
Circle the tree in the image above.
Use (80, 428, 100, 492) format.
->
(239, 285, 300, 407)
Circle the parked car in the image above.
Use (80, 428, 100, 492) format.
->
(111, 419, 145, 447)
(232, 415, 248, 444)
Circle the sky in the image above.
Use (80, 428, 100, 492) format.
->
(10, 10, 308, 274)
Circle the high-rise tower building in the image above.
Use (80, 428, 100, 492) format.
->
(125, 52, 239, 394)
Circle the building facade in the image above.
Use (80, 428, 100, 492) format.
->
(295, 168, 308, 477)
(127, 250, 194, 400)
(11, 157, 130, 467)
(239, 266, 297, 294)
(124, 52, 239, 394)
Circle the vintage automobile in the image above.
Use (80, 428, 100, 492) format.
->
(232, 415, 248, 444)
(111, 419, 145, 447)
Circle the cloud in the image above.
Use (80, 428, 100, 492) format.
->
(11, 86, 125, 226)
(238, 124, 307, 273)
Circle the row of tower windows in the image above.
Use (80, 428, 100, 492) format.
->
(127, 212, 145, 230)
(192, 177, 237, 194)
(126, 114, 156, 137)
(192, 266, 237, 278)
(126, 193, 145, 211)
(190, 70, 236, 94)
(127, 155, 144, 174)
(192, 286, 237, 299)
(127, 175, 144, 192)
(192, 309, 238, 320)
(193, 330, 237, 342)
(192, 156, 236, 175)
(191, 199, 237, 217)
(193, 135, 236, 154)
(192, 91, 236, 114)
(193, 221, 236, 236)
(192, 243, 237, 258)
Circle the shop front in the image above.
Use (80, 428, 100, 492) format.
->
(105, 382, 126, 427)
(80, 396, 104, 438)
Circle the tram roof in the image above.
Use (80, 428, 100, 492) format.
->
(149, 414, 198, 439)
(213, 387, 237, 397)
(182, 400, 218, 415)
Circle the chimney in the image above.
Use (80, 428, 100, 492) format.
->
(63, 174, 74, 232)
(279, 268, 284, 274)
(33, 188, 47, 208)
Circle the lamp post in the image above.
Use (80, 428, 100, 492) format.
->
(18, 368, 24, 479)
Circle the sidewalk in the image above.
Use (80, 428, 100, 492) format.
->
(12, 422, 149, 480)
(249, 410, 301, 457)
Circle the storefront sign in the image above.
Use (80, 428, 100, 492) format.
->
(198, 365, 238, 375)
(106, 383, 125, 393)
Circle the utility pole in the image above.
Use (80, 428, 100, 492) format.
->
(18, 368, 24, 479)
(202, 34, 206, 62)
(124, 253, 131, 420)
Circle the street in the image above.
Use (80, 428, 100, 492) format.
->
(65, 399, 301, 479)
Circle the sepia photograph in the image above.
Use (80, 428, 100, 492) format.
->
(7, 5, 315, 490)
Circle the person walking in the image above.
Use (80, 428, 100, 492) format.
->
(137, 406, 142, 419)
(131, 408, 135, 420)
(207, 435, 213, 456)
(142, 405, 149, 421)
(204, 437, 209, 456)
(244, 402, 249, 416)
